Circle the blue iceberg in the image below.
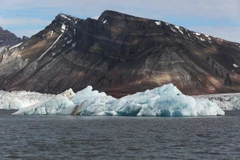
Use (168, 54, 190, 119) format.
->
(11, 83, 225, 116)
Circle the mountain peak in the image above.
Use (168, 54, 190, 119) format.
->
(99, 10, 148, 21)
(0, 26, 22, 47)
(55, 13, 80, 24)
(0, 11, 240, 96)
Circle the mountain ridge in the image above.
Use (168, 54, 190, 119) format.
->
(0, 10, 240, 97)
(0, 26, 23, 47)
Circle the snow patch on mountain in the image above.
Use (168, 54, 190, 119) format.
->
(60, 14, 72, 21)
(155, 21, 161, 25)
(194, 32, 201, 36)
(0, 47, 4, 53)
(36, 32, 64, 61)
(175, 26, 184, 34)
(61, 23, 66, 33)
(91, 16, 99, 20)
(103, 19, 107, 24)
(170, 27, 177, 33)
(9, 42, 23, 50)
(233, 64, 239, 68)
(50, 30, 53, 37)
(199, 37, 206, 41)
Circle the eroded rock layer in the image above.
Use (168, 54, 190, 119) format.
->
(1, 10, 240, 97)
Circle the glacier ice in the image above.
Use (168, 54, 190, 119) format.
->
(195, 93, 240, 110)
(0, 90, 55, 110)
(13, 95, 75, 115)
(6, 83, 225, 117)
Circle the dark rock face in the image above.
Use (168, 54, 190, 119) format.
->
(0, 27, 22, 47)
(0, 10, 240, 97)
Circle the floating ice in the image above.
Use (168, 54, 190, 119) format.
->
(11, 84, 225, 117)
(13, 95, 75, 115)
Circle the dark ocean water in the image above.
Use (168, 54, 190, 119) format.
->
(0, 110, 240, 160)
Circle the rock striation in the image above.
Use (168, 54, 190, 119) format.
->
(0, 10, 240, 97)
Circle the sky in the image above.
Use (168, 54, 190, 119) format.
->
(0, 0, 240, 42)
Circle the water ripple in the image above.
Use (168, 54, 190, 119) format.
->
(0, 110, 240, 159)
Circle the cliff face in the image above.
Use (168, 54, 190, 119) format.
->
(0, 27, 22, 47)
(0, 10, 240, 97)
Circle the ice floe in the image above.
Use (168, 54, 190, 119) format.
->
(1, 84, 225, 117)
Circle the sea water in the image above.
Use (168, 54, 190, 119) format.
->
(0, 110, 240, 160)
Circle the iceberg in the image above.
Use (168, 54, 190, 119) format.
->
(9, 83, 225, 117)
(13, 95, 75, 115)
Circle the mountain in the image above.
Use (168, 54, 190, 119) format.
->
(0, 10, 240, 97)
(0, 27, 22, 47)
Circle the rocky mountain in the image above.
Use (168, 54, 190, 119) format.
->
(0, 10, 240, 97)
(0, 27, 22, 47)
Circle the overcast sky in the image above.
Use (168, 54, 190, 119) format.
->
(0, 0, 239, 42)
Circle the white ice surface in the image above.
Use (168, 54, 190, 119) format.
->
(0, 90, 55, 110)
(195, 93, 240, 110)
(13, 95, 75, 115)
(10, 84, 225, 117)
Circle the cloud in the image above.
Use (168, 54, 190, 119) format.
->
(0, 16, 50, 37)
(14, 29, 42, 38)
(0, 17, 50, 26)
(1, 0, 240, 22)
(0, 0, 239, 42)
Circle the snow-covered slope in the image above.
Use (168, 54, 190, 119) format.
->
(5, 84, 225, 117)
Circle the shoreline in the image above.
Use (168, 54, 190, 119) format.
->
(1, 109, 240, 117)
